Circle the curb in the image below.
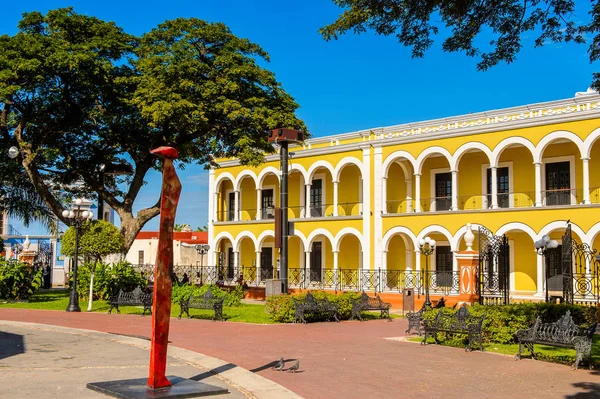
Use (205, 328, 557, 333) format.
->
(0, 320, 302, 399)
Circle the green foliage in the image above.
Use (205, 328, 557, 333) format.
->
(61, 220, 124, 261)
(423, 302, 599, 345)
(72, 261, 146, 300)
(0, 7, 306, 254)
(265, 291, 361, 323)
(321, 1, 600, 89)
(0, 260, 42, 300)
(171, 284, 243, 307)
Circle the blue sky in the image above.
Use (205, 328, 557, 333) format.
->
(3, 0, 597, 234)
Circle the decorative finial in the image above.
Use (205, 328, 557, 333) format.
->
(464, 223, 475, 251)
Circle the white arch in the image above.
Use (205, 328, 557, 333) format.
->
(533, 130, 585, 163)
(415, 146, 453, 174)
(451, 223, 484, 251)
(333, 157, 363, 182)
(417, 225, 455, 250)
(382, 150, 417, 178)
(234, 231, 257, 253)
(333, 227, 364, 252)
(289, 163, 308, 183)
(585, 221, 600, 246)
(213, 231, 235, 248)
(583, 126, 600, 158)
(491, 136, 536, 167)
(537, 221, 586, 242)
(234, 170, 258, 191)
(495, 222, 537, 241)
(257, 166, 280, 188)
(290, 229, 308, 250)
(307, 160, 335, 182)
(382, 226, 418, 252)
(214, 172, 236, 191)
(256, 230, 275, 251)
(451, 142, 493, 170)
(306, 228, 335, 248)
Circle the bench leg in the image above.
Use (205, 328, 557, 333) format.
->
(108, 304, 114, 314)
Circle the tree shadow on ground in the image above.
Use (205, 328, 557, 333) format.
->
(564, 370, 600, 398)
(0, 331, 25, 361)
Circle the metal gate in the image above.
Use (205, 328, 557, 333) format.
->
(561, 223, 600, 306)
(478, 226, 510, 305)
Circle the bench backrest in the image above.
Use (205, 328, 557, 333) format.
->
(305, 292, 318, 307)
(118, 287, 145, 302)
(189, 290, 223, 306)
(434, 303, 484, 330)
(534, 311, 587, 344)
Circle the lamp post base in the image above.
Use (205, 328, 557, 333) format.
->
(87, 376, 228, 399)
(66, 290, 81, 312)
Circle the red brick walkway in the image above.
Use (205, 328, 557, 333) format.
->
(0, 309, 598, 398)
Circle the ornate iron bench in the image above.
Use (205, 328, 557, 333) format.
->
(293, 292, 339, 324)
(108, 287, 153, 315)
(422, 304, 485, 351)
(515, 311, 597, 370)
(350, 292, 392, 321)
(405, 298, 447, 335)
(178, 290, 225, 321)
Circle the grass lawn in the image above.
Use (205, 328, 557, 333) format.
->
(407, 335, 600, 367)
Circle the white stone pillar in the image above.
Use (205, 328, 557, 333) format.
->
(361, 146, 371, 270)
(233, 251, 239, 268)
(405, 249, 413, 272)
(451, 170, 458, 211)
(382, 177, 388, 214)
(414, 174, 422, 212)
(414, 250, 421, 271)
(582, 158, 591, 204)
(213, 192, 219, 221)
(256, 188, 262, 220)
(333, 251, 339, 271)
(490, 166, 499, 209)
(405, 179, 413, 213)
(333, 180, 339, 216)
(305, 183, 312, 218)
(534, 162, 542, 207)
(255, 251, 262, 283)
(234, 190, 240, 221)
(535, 252, 544, 298)
(382, 250, 388, 270)
(305, 250, 311, 285)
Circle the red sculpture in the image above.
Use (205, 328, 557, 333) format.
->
(148, 146, 181, 389)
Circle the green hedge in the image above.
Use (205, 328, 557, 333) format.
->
(171, 284, 243, 307)
(73, 261, 146, 300)
(265, 291, 361, 322)
(0, 260, 42, 300)
(423, 302, 598, 345)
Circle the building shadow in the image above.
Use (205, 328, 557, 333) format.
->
(564, 370, 600, 398)
(0, 331, 25, 361)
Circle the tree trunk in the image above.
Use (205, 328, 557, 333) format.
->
(87, 268, 95, 311)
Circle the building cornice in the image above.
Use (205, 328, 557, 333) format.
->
(215, 95, 600, 168)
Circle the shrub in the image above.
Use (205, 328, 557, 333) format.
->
(0, 260, 42, 300)
(423, 302, 598, 345)
(72, 261, 146, 300)
(265, 291, 362, 322)
(171, 284, 242, 307)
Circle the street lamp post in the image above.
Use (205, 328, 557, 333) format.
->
(195, 244, 210, 285)
(62, 199, 93, 312)
(418, 236, 437, 307)
(534, 234, 559, 303)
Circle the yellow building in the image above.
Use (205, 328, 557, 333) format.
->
(208, 90, 600, 304)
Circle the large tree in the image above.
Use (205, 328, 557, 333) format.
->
(321, 1, 600, 88)
(0, 8, 305, 251)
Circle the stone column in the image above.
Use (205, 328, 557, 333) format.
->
(490, 166, 499, 209)
(382, 177, 388, 214)
(305, 250, 311, 285)
(534, 162, 542, 207)
(451, 170, 459, 211)
(405, 179, 413, 213)
(414, 173, 422, 212)
(213, 192, 219, 221)
(233, 251, 239, 268)
(333, 181, 339, 216)
(234, 190, 240, 221)
(582, 158, 591, 204)
(305, 183, 312, 218)
(405, 249, 413, 272)
(256, 188, 262, 220)
(456, 223, 479, 304)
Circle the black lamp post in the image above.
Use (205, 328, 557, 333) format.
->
(534, 234, 559, 303)
(62, 199, 93, 312)
(418, 236, 436, 307)
(195, 244, 210, 285)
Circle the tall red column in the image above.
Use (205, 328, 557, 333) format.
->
(148, 146, 181, 389)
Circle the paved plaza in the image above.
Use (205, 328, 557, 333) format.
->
(0, 309, 598, 399)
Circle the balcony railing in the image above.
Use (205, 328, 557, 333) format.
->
(419, 196, 452, 212)
(132, 264, 460, 295)
(542, 188, 582, 206)
(591, 187, 600, 204)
